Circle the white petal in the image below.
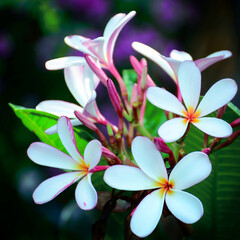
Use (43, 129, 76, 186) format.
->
(36, 100, 83, 118)
(166, 189, 203, 224)
(45, 118, 82, 135)
(45, 56, 85, 70)
(193, 117, 232, 138)
(27, 142, 79, 170)
(33, 172, 83, 204)
(82, 91, 100, 119)
(75, 174, 97, 210)
(130, 189, 165, 238)
(192, 117, 233, 138)
(132, 42, 179, 82)
(106, 11, 136, 63)
(169, 152, 212, 190)
(104, 165, 157, 191)
(64, 64, 95, 107)
(147, 87, 186, 116)
(178, 61, 201, 111)
(131, 136, 168, 181)
(196, 78, 238, 117)
(57, 116, 83, 162)
(84, 140, 102, 170)
(64, 35, 96, 57)
(158, 118, 188, 143)
(170, 50, 193, 61)
(195, 50, 232, 71)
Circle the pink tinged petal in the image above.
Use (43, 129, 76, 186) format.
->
(169, 152, 212, 190)
(45, 118, 82, 135)
(195, 50, 232, 71)
(146, 87, 186, 116)
(27, 142, 80, 170)
(33, 172, 83, 204)
(196, 78, 238, 117)
(82, 37, 107, 63)
(106, 11, 136, 64)
(75, 174, 97, 210)
(64, 35, 96, 57)
(170, 50, 193, 61)
(178, 61, 201, 111)
(64, 65, 96, 107)
(131, 136, 168, 181)
(166, 189, 203, 224)
(36, 100, 83, 118)
(158, 118, 188, 143)
(132, 42, 179, 82)
(84, 140, 102, 170)
(104, 165, 157, 191)
(45, 56, 85, 70)
(57, 116, 83, 162)
(130, 189, 165, 238)
(192, 117, 233, 138)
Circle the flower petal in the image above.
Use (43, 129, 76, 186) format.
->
(169, 152, 212, 190)
(75, 174, 97, 210)
(104, 165, 157, 191)
(131, 136, 168, 181)
(45, 118, 82, 135)
(64, 64, 96, 107)
(36, 100, 83, 118)
(106, 11, 136, 64)
(84, 140, 102, 170)
(196, 78, 238, 117)
(132, 42, 178, 82)
(130, 189, 165, 238)
(33, 172, 83, 204)
(27, 142, 79, 170)
(147, 87, 186, 116)
(158, 118, 188, 143)
(193, 117, 233, 138)
(166, 189, 203, 224)
(57, 116, 83, 162)
(45, 56, 85, 70)
(178, 61, 201, 111)
(195, 50, 232, 71)
(64, 35, 96, 57)
(170, 50, 193, 61)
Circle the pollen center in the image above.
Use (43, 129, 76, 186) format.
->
(182, 107, 200, 124)
(77, 160, 90, 174)
(156, 178, 174, 195)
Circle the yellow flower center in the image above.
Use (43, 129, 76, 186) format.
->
(182, 106, 200, 124)
(76, 160, 90, 174)
(156, 178, 174, 196)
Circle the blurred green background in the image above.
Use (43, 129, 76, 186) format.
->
(1, 0, 240, 239)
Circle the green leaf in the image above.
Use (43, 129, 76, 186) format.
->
(122, 69, 138, 101)
(9, 103, 93, 154)
(184, 103, 240, 240)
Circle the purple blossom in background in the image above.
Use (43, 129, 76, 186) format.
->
(0, 32, 13, 59)
(57, 0, 111, 20)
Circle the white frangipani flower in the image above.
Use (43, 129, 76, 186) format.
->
(27, 116, 103, 210)
(104, 136, 212, 238)
(64, 11, 136, 69)
(132, 42, 232, 84)
(147, 61, 238, 142)
(37, 57, 106, 134)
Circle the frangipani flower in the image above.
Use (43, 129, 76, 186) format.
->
(104, 136, 212, 238)
(27, 116, 103, 210)
(132, 42, 232, 84)
(37, 57, 106, 134)
(147, 61, 237, 142)
(64, 11, 136, 69)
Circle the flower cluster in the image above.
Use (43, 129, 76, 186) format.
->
(23, 11, 239, 238)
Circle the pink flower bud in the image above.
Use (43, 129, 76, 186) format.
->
(154, 137, 171, 154)
(107, 79, 123, 117)
(74, 111, 98, 132)
(230, 118, 240, 128)
(202, 148, 211, 155)
(102, 146, 122, 164)
(84, 54, 108, 86)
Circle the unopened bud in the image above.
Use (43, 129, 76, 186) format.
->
(140, 65, 147, 90)
(130, 83, 138, 106)
(202, 148, 211, 155)
(85, 54, 108, 86)
(102, 146, 122, 164)
(107, 79, 123, 117)
(154, 137, 171, 154)
(217, 105, 227, 119)
(74, 111, 97, 132)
